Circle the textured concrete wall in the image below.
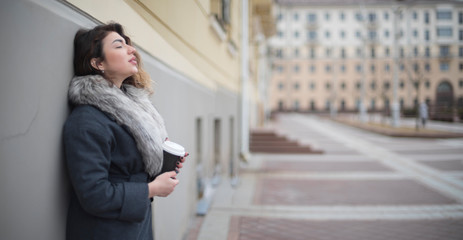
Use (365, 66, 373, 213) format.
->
(0, 1, 239, 239)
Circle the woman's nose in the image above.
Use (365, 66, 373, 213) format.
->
(128, 45, 136, 54)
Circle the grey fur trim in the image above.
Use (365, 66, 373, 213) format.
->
(68, 75, 168, 177)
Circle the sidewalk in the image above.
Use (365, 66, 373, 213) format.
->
(187, 113, 463, 240)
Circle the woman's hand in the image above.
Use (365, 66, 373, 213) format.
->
(148, 171, 179, 198)
(175, 152, 189, 172)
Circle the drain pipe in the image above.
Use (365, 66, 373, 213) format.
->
(240, 0, 250, 164)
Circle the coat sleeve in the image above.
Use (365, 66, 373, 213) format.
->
(64, 119, 149, 222)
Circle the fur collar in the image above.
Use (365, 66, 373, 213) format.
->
(68, 75, 168, 177)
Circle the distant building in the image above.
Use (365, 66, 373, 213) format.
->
(268, 0, 463, 120)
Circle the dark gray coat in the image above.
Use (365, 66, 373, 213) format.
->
(64, 105, 153, 240)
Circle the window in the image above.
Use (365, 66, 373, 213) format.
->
(371, 64, 375, 73)
(436, 10, 452, 20)
(460, 30, 463, 41)
(425, 12, 430, 24)
(384, 81, 390, 90)
(460, 47, 463, 57)
(369, 13, 376, 22)
(341, 48, 346, 59)
(356, 12, 363, 21)
(400, 64, 404, 71)
(357, 48, 363, 57)
(340, 64, 346, 72)
(385, 63, 390, 72)
(414, 63, 419, 72)
(294, 13, 299, 21)
(310, 82, 316, 90)
(294, 65, 300, 72)
(385, 47, 390, 57)
(385, 30, 390, 38)
(460, 63, 463, 71)
(325, 13, 330, 21)
(310, 48, 316, 58)
(340, 31, 346, 39)
(294, 48, 299, 57)
(325, 64, 331, 73)
(414, 47, 419, 57)
(278, 82, 284, 90)
(413, 29, 418, 38)
(400, 47, 404, 58)
(340, 12, 345, 20)
(400, 81, 404, 89)
(425, 80, 430, 89)
(371, 81, 376, 90)
(211, 0, 231, 31)
(294, 100, 299, 111)
(371, 48, 376, 58)
(308, 31, 317, 41)
(384, 12, 389, 20)
(356, 64, 362, 73)
(307, 13, 317, 23)
(369, 31, 377, 41)
(371, 99, 376, 110)
(326, 48, 331, 57)
(310, 65, 316, 73)
(326, 83, 331, 90)
(356, 82, 361, 90)
(440, 62, 450, 71)
(437, 27, 453, 37)
(340, 82, 346, 90)
(413, 11, 418, 20)
(356, 31, 361, 39)
(278, 100, 284, 111)
(440, 46, 450, 57)
(425, 63, 430, 72)
(325, 31, 331, 39)
(278, 13, 283, 21)
(425, 47, 430, 57)
(310, 100, 316, 110)
(294, 82, 300, 90)
(460, 12, 463, 24)
(294, 31, 299, 38)
(460, 79, 463, 88)
(425, 30, 430, 41)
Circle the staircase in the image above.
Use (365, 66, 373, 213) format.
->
(250, 130, 323, 154)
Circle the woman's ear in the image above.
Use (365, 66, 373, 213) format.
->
(90, 58, 104, 71)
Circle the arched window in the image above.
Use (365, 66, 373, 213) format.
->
(436, 81, 454, 107)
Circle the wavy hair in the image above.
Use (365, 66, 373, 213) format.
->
(73, 22, 152, 92)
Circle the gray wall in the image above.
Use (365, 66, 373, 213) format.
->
(0, 1, 240, 239)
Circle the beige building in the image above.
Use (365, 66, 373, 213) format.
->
(0, 0, 274, 239)
(268, 0, 463, 121)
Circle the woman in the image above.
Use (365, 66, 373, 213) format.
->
(63, 23, 187, 240)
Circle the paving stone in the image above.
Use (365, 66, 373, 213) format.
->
(392, 148, 463, 155)
(263, 161, 394, 172)
(255, 178, 457, 205)
(418, 159, 463, 172)
(228, 216, 463, 240)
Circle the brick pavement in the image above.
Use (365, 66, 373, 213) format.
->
(190, 114, 463, 240)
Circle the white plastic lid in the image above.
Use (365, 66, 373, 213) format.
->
(162, 141, 185, 156)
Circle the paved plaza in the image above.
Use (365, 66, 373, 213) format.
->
(189, 114, 463, 240)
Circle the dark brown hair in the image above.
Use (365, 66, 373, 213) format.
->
(73, 22, 152, 91)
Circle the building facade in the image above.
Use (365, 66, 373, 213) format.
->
(0, 0, 274, 239)
(268, 0, 463, 120)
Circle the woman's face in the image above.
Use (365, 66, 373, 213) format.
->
(98, 31, 138, 83)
